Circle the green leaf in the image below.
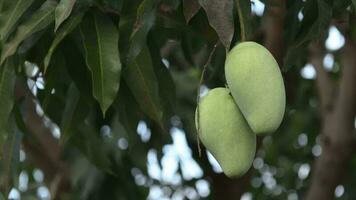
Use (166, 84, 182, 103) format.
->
(352, 0, 356, 9)
(44, 12, 84, 72)
(0, 0, 57, 65)
(198, 0, 234, 48)
(0, 57, 15, 150)
(294, 0, 332, 46)
(147, 34, 176, 125)
(124, 45, 163, 127)
(128, 0, 159, 60)
(60, 83, 89, 144)
(79, 11, 121, 115)
(0, 0, 34, 41)
(54, 0, 77, 32)
(183, 0, 201, 23)
(0, 116, 22, 194)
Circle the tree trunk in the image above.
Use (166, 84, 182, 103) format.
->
(306, 36, 356, 200)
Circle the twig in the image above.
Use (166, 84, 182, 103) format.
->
(196, 41, 220, 157)
(235, 0, 246, 42)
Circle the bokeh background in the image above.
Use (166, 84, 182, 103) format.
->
(1, 0, 356, 200)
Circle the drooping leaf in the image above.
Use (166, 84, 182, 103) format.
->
(148, 33, 176, 124)
(183, 0, 201, 23)
(124, 45, 163, 128)
(235, 0, 252, 41)
(128, 0, 160, 60)
(294, 0, 332, 46)
(74, 122, 114, 174)
(0, 57, 16, 150)
(60, 83, 89, 144)
(54, 0, 77, 32)
(0, 0, 57, 65)
(0, 115, 22, 194)
(198, 0, 234, 48)
(79, 10, 121, 115)
(352, 0, 356, 10)
(0, 0, 34, 41)
(44, 12, 84, 71)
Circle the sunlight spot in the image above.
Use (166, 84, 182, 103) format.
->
(8, 188, 20, 200)
(19, 171, 29, 192)
(323, 53, 334, 71)
(262, 171, 276, 190)
(301, 63, 316, 79)
(195, 180, 210, 197)
(33, 169, 44, 183)
(298, 10, 304, 21)
(288, 192, 298, 200)
(199, 85, 209, 98)
(51, 124, 61, 139)
(312, 144, 322, 157)
(162, 58, 170, 68)
(325, 26, 345, 51)
(20, 149, 26, 162)
(24, 61, 39, 77)
(171, 128, 203, 180)
(148, 185, 163, 199)
(147, 149, 161, 180)
(298, 163, 310, 180)
(335, 185, 344, 198)
(137, 121, 151, 142)
(206, 151, 223, 173)
(251, 0, 265, 16)
(184, 187, 198, 200)
(253, 157, 264, 169)
(298, 133, 308, 147)
(241, 192, 253, 200)
(100, 125, 112, 138)
(117, 138, 128, 150)
(36, 77, 45, 90)
(37, 186, 50, 200)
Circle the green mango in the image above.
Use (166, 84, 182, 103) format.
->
(196, 88, 256, 178)
(225, 41, 285, 134)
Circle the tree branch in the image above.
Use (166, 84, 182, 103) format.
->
(309, 41, 335, 116)
(15, 81, 71, 200)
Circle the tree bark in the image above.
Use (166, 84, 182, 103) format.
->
(15, 81, 71, 200)
(306, 36, 356, 200)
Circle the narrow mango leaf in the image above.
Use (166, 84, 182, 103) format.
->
(79, 11, 121, 115)
(44, 12, 84, 71)
(0, 58, 15, 150)
(124, 45, 163, 127)
(294, 0, 332, 46)
(198, 0, 234, 48)
(0, 0, 57, 65)
(128, 0, 159, 60)
(54, 0, 77, 32)
(183, 0, 200, 23)
(0, 116, 22, 195)
(148, 34, 176, 125)
(0, 0, 34, 41)
(60, 83, 89, 144)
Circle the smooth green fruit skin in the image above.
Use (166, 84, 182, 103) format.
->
(197, 88, 256, 178)
(225, 41, 286, 134)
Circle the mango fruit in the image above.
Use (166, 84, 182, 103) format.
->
(225, 41, 285, 134)
(196, 88, 256, 178)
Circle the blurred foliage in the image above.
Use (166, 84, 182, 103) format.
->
(0, 0, 355, 199)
